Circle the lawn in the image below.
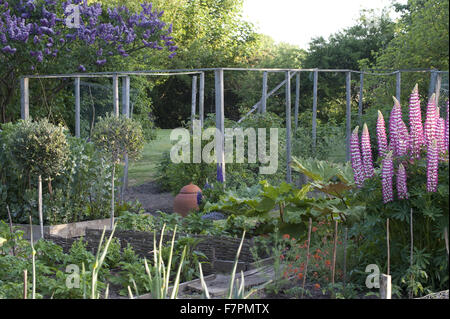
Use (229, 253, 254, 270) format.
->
(127, 129, 173, 186)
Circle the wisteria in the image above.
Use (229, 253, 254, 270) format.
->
(350, 126, 365, 187)
(381, 152, 394, 204)
(361, 123, 374, 179)
(0, 0, 177, 70)
(397, 163, 408, 200)
(409, 84, 425, 156)
(377, 110, 388, 158)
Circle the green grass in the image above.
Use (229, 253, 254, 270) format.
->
(128, 129, 173, 186)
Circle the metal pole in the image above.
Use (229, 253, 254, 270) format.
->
(113, 75, 119, 117)
(75, 77, 81, 137)
(294, 72, 300, 131)
(261, 71, 268, 113)
(122, 76, 130, 118)
(199, 72, 205, 128)
(191, 75, 198, 125)
(286, 71, 292, 183)
(396, 71, 401, 103)
(435, 72, 442, 107)
(38, 175, 43, 239)
(215, 69, 225, 182)
(122, 76, 130, 192)
(346, 72, 352, 162)
(429, 70, 437, 99)
(312, 69, 318, 155)
(358, 72, 363, 127)
(20, 77, 29, 120)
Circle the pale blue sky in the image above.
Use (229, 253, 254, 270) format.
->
(242, 0, 408, 49)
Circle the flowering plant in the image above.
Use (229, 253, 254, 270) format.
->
(349, 85, 449, 295)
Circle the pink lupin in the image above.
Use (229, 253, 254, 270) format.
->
(437, 115, 445, 156)
(397, 164, 409, 200)
(361, 123, 374, 179)
(381, 152, 394, 203)
(377, 110, 388, 158)
(445, 100, 449, 153)
(426, 139, 439, 193)
(409, 84, 425, 156)
(350, 126, 365, 187)
(424, 94, 437, 147)
(389, 98, 402, 156)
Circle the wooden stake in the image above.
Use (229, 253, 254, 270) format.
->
(331, 220, 338, 285)
(29, 215, 36, 299)
(301, 218, 312, 298)
(38, 175, 44, 239)
(343, 227, 348, 285)
(23, 269, 28, 299)
(444, 227, 449, 256)
(380, 274, 392, 299)
(409, 208, 413, 299)
(6, 205, 15, 256)
(387, 218, 390, 276)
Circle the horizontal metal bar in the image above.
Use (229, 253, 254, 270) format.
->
(23, 68, 448, 79)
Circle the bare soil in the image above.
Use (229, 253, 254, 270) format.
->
(123, 181, 175, 215)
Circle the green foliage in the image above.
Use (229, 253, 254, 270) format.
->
(1, 124, 115, 224)
(91, 113, 144, 164)
(155, 112, 286, 194)
(5, 119, 69, 179)
(349, 158, 449, 296)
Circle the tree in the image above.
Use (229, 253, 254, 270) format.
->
(6, 119, 69, 237)
(0, 0, 177, 123)
(91, 113, 144, 228)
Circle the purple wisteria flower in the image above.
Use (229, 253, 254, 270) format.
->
(426, 139, 439, 193)
(361, 123, 374, 179)
(424, 94, 437, 148)
(409, 84, 425, 157)
(350, 126, 365, 187)
(0, 0, 177, 69)
(397, 163, 408, 200)
(377, 110, 388, 158)
(381, 152, 394, 203)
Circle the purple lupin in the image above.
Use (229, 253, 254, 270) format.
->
(424, 94, 437, 148)
(381, 152, 394, 204)
(409, 84, 425, 157)
(426, 139, 439, 193)
(397, 164, 409, 200)
(389, 98, 402, 156)
(361, 123, 374, 179)
(350, 126, 365, 187)
(377, 110, 388, 158)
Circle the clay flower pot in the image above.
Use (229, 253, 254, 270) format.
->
(173, 183, 202, 217)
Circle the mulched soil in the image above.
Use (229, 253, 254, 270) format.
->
(123, 181, 175, 215)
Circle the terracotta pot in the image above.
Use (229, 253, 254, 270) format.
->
(173, 183, 202, 217)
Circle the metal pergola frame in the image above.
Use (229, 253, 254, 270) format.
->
(20, 67, 449, 185)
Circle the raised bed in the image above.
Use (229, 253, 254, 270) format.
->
(13, 218, 111, 241)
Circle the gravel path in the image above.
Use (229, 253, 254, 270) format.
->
(123, 181, 175, 214)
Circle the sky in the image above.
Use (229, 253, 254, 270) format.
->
(242, 0, 408, 49)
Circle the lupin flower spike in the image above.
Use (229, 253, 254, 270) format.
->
(377, 110, 388, 158)
(361, 123, 374, 179)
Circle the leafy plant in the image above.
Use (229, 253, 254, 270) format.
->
(91, 113, 144, 228)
